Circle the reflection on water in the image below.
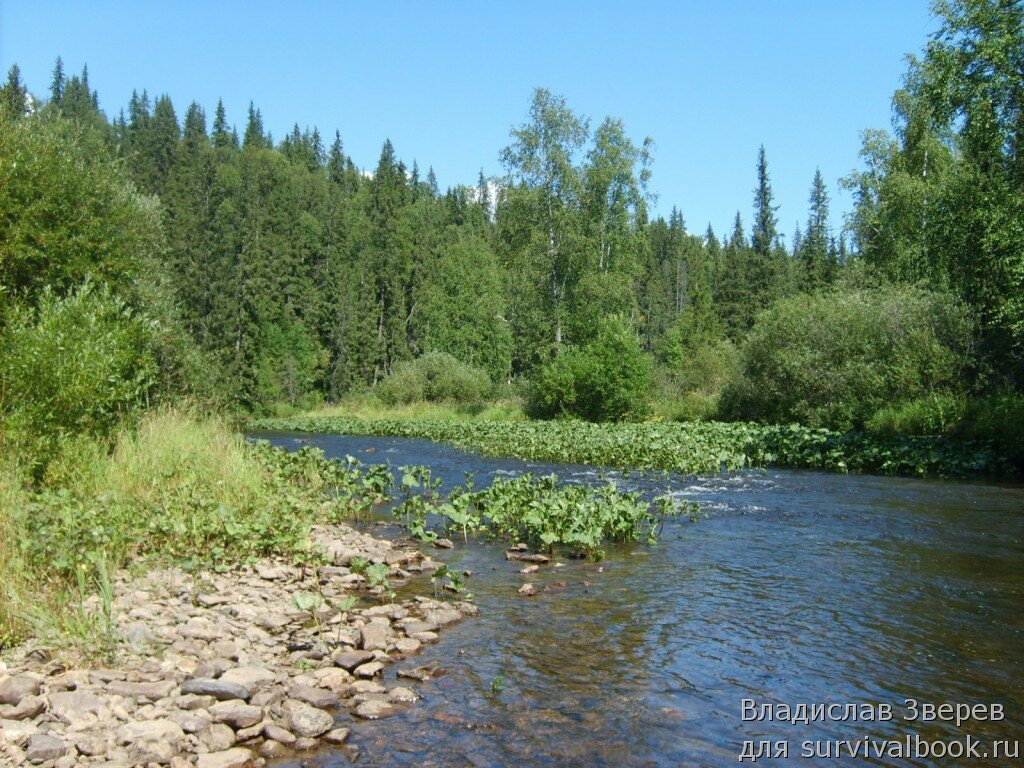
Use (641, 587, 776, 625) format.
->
(251, 431, 1024, 768)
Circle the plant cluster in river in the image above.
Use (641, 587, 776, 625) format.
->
(392, 466, 694, 560)
(251, 416, 1013, 478)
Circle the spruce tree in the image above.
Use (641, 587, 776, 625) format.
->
(243, 102, 266, 149)
(750, 145, 780, 309)
(49, 57, 65, 103)
(801, 168, 830, 290)
(1, 65, 27, 116)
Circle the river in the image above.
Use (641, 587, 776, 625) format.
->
(250, 431, 1024, 768)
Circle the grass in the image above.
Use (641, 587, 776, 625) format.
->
(0, 407, 392, 654)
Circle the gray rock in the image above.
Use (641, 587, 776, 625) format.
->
(353, 699, 397, 719)
(433, 538, 455, 549)
(397, 664, 446, 682)
(209, 700, 263, 729)
(69, 731, 110, 756)
(26, 733, 66, 763)
(358, 622, 389, 651)
(218, 666, 275, 693)
(115, 718, 185, 764)
(0, 674, 41, 705)
(389, 686, 419, 702)
(262, 722, 296, 746)
(393, 637, 421, 656)
(196, 748, 254, 768)
(0, 694, 44, 720)
(106, 679, 176, 702)
(167, 707, 212, 733)
(254, 612, 291, 630)
(324, 727, 351, 744)
(286, 683, 338, 709)
(0, 717, 38, 746)
(259, 739, 289, 758)
(181, 678, 251, 701)
(399, 619, 437, 635)
(255, 563, 289, 580)
(289, 704, 334, 738)
(199, 722, 236, 752)
(48, 690, 110, 726)
(331, 649, 374, 671)
(181, 617, 225, 641)
(423, 606, 462, 626)
(354, 661, 384, 678)
(194, 658, 234, 679)
(208, 640, 240, 660)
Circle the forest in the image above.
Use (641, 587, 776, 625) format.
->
(3, 0, 1024, 450)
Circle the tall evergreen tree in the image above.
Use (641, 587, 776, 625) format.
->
(1, 65, 27, 116)
(49, 57, 65, 103)
(750, 145, 780, 310)
(800, 167, 831, 290)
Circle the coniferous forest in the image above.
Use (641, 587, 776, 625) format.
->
(4, 0, 1024, 439)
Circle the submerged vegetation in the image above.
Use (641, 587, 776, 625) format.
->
(252, 415, 1014, 479)
(393, 466, 695, 560)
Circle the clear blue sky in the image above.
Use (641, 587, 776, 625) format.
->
(0, 0, 936, 241)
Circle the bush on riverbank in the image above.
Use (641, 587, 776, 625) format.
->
(720, 285, 974, 430)
(375, 352, 493, 406)
(866, 393, 1024, 468)
(527, 317, 652, 422)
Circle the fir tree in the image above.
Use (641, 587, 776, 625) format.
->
(49, 56, 65, 103)
(1, 65, 27, 116)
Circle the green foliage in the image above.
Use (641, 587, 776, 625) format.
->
(0, 109, 162, 307)
(375, 352, 492, 406)
(0, 283, 160, 471)
(0, 409, 398, 644)
(254, 414, 1014, 479)
(721, 284, 974, 430)
(528, 317, 652, 422)
(867, 393, 1024, 470)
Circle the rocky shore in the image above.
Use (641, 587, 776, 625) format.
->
(0, 524, 476, 767)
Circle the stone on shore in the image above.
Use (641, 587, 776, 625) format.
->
(197, 748, 255, 768)
(288, 704, 334, 738)
(181, 677, 251, 701)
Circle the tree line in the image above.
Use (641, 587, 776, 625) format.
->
(1, 0, 1020, 421)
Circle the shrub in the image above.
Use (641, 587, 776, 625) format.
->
(0, 109, 163, 306)
(866, 394, 968, 436)
(0, 282, 160, 471)
(528, 317, 652, 422)
(375, 352, 492, 405)
(721, 284, 974, 430)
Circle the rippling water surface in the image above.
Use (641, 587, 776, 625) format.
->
(250, 431, 1024, 768)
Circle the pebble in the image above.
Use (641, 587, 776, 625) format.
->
(0, 522, 476, 765)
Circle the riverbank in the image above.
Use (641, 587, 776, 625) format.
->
(0, 522, 474, 766)
(250, 414, 1018, 479)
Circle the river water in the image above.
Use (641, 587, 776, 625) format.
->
(251, 431, 1024, 768)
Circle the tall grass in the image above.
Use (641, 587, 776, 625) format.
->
(0, 407, 373, 653)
